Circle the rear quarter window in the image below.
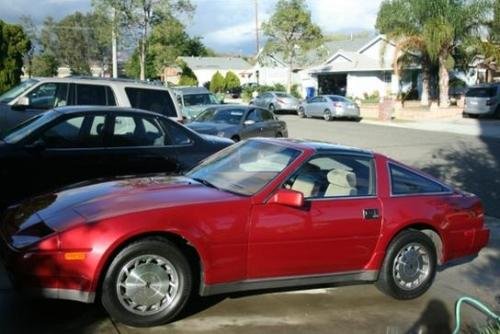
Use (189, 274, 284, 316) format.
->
(389, 164, 449, 195)
(125, 87, 177, 117)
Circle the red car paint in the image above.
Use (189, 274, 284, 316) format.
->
(0, 139, 490, 302)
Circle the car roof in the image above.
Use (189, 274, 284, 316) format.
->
(174, 87, 211, 95)
(31, 76, 170, 90)
(52, 105, 166, 118)
(250, 138, 373, 157)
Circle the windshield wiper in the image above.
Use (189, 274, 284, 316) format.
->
(191, 177, 220, 190)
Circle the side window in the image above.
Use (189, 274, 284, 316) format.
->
(76, 84, 109, 105)
(246, 109, 262, 122)
(39, 116, 85, 148)
(161, 119, 193, 145)
(311, 97, 322, 103)
(143, 117, 167, 146)
(106, 86, 117, 106)
(87, 115, 106, 147)
(284, 155, 375, 198)
(389, 164, 448, 195)
(110, 116, 143, 147)
(26, 83, 69, 109)
(260, 109, 274, 121)
(125, 88, 177, 117)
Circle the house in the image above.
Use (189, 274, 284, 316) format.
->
(177, 56, 253, 86)
(258, 35, 420, 99)
(304, 35, 420, 99)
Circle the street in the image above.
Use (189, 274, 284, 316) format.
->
(1, 117, 499, 333)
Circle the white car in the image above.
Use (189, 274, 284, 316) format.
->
(0, 77, 183, 134)
(298, 95, 361, 121)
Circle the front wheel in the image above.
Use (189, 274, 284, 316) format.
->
(376, 230, 436, 300)
(269, 104, 275, 113)
(101, 238, 192, 327)
(297, 107, 305, 118)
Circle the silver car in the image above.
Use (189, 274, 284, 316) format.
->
(250, 91, 300, 113)
(298, 95, 361, 121)
(463, 84, 500, 118)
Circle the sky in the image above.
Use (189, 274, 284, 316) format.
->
(0, 0, 383, 55)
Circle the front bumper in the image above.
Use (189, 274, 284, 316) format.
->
(0, 239, 95, 303)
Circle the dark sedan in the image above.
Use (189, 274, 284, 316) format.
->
(0, 106, 233, 209)
(187, 105, 288, 142)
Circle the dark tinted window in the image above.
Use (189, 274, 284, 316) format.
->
(260, 109, 274, 121)
(196, 108, 244, 124)
(183, 93, 218, 106)
(161, 119, 193, 145)
(284, 155, 375, 198)
(466, 87, 497, 98)
(125, 87, 177, 117)
(76, 84, 115, 105)
(27, 83, 69, 109)
(38, 115, 105, 148)
(390, 164, 448, 195)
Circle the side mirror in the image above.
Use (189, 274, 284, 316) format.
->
(12, 96, 30, 111)
(243, 119, 256, 126)
(268, 189, 304, 208)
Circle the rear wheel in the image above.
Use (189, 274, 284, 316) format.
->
(231, 135, 240, 142)
(275, 132, 283, 138)
(298, 107, 305, 118)
(376, 230, 436, 300)
(101, 238, 192, 327)
(323, 109, 333, 121)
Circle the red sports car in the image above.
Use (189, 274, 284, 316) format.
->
(0, 138, 489, 327)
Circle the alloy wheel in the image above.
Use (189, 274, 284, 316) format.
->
(392, 242, 431, 291)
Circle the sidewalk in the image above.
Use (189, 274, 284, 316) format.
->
(362, 117, 500, 139)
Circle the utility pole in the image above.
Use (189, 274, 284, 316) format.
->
(111, 7, 118, 78)
(255, 0, 259, 54)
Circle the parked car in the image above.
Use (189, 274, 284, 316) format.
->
(0, 77, 183, 135)
(186, 105, 288, 142)
(173, 86, 222, 121)
(298, 95, 361, 121)
(463, 84, 500, 118)
(0, 138, 489, 327)
(250, 91, 300, 113)
(0, 106, 232, 210)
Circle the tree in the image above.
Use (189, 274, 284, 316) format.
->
(32, 53, 58, 77)
(0, 20, 31, 93)
(120, 0, 195, 81)
(262, 0, 323, 93)
(19, 15, 38, 78)
(209, 71, 225, 93)
(224, 71, 240, 91)
(177, 60, 198, 86)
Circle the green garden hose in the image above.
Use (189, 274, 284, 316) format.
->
(453, 296, 500, 334)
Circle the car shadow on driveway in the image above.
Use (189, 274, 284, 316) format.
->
(405, 299, 452, 334)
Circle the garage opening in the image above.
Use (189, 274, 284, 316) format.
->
(318, 73, 347, 96)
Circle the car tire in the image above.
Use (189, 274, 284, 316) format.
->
(298, 107, 305, 118)
(269, 104, 275, 113)
(101, 237, 192, 327)
(323, 109, 333, 121)
(376, 230, 436, 300)
(231, 135, 240, 142)
(275, 132, 283, 138)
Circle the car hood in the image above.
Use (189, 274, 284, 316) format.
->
(6, 176, 239, 233)
(187, 122, 239, 136)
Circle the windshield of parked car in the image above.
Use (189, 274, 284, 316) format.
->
(187, 140, 301, 196)
(0, 79, 39, 104)
(195, 108, 244, 124)
(275, 92, 292, 98)
(2, 111, 58, 143)
(328, 96, 350, 103)
(183, 93, 219, 106)
(466, 87, 497, 98)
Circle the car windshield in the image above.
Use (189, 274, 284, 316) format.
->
(186, 140, 301, 196)
(466, 87, 497, 98)
(328, 96, 350, 103)
(2, 111, 58, 143)
(275, 92, 292, 98)
(0, 79, 39, 103)
(195, 108, 244, 124)
(183, 93, 219, 106)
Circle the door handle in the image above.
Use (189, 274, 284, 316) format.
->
(363, 208, 380, 220)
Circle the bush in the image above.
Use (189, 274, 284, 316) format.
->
(362, 91, 380, 103)
(209, 71, 225, 93)
(291, 84, 302, 99)
(178, 61, 198, 86)
(224, 71, 241, 91)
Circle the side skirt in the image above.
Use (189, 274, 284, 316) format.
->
(200, 270, 379, 297)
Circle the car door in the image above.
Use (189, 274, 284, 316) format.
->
(105, 113, 180, 176)
(247, 153, 382, 279)
(5, 82, 70, 131)
(307, 96, 322, 116)
(240, 108, 264, 139)
(259, 108, 279, 137)
(25, 112, 109, 192)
